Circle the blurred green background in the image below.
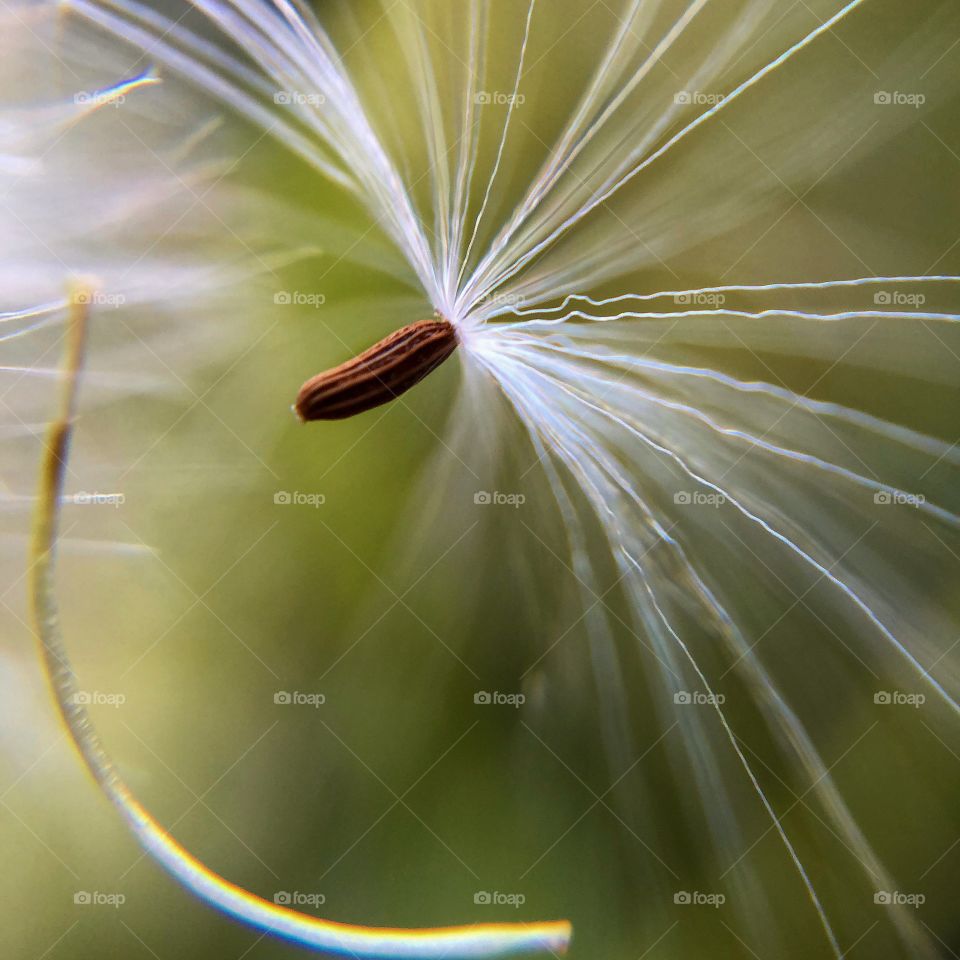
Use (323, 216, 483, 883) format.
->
(2, 1, 959, 958)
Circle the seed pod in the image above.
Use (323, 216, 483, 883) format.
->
(294, 317, 458, 421)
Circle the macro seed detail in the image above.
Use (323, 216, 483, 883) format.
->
(294, 317, 458, 421)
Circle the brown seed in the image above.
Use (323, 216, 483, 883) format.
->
(294, 317, 458, 421)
